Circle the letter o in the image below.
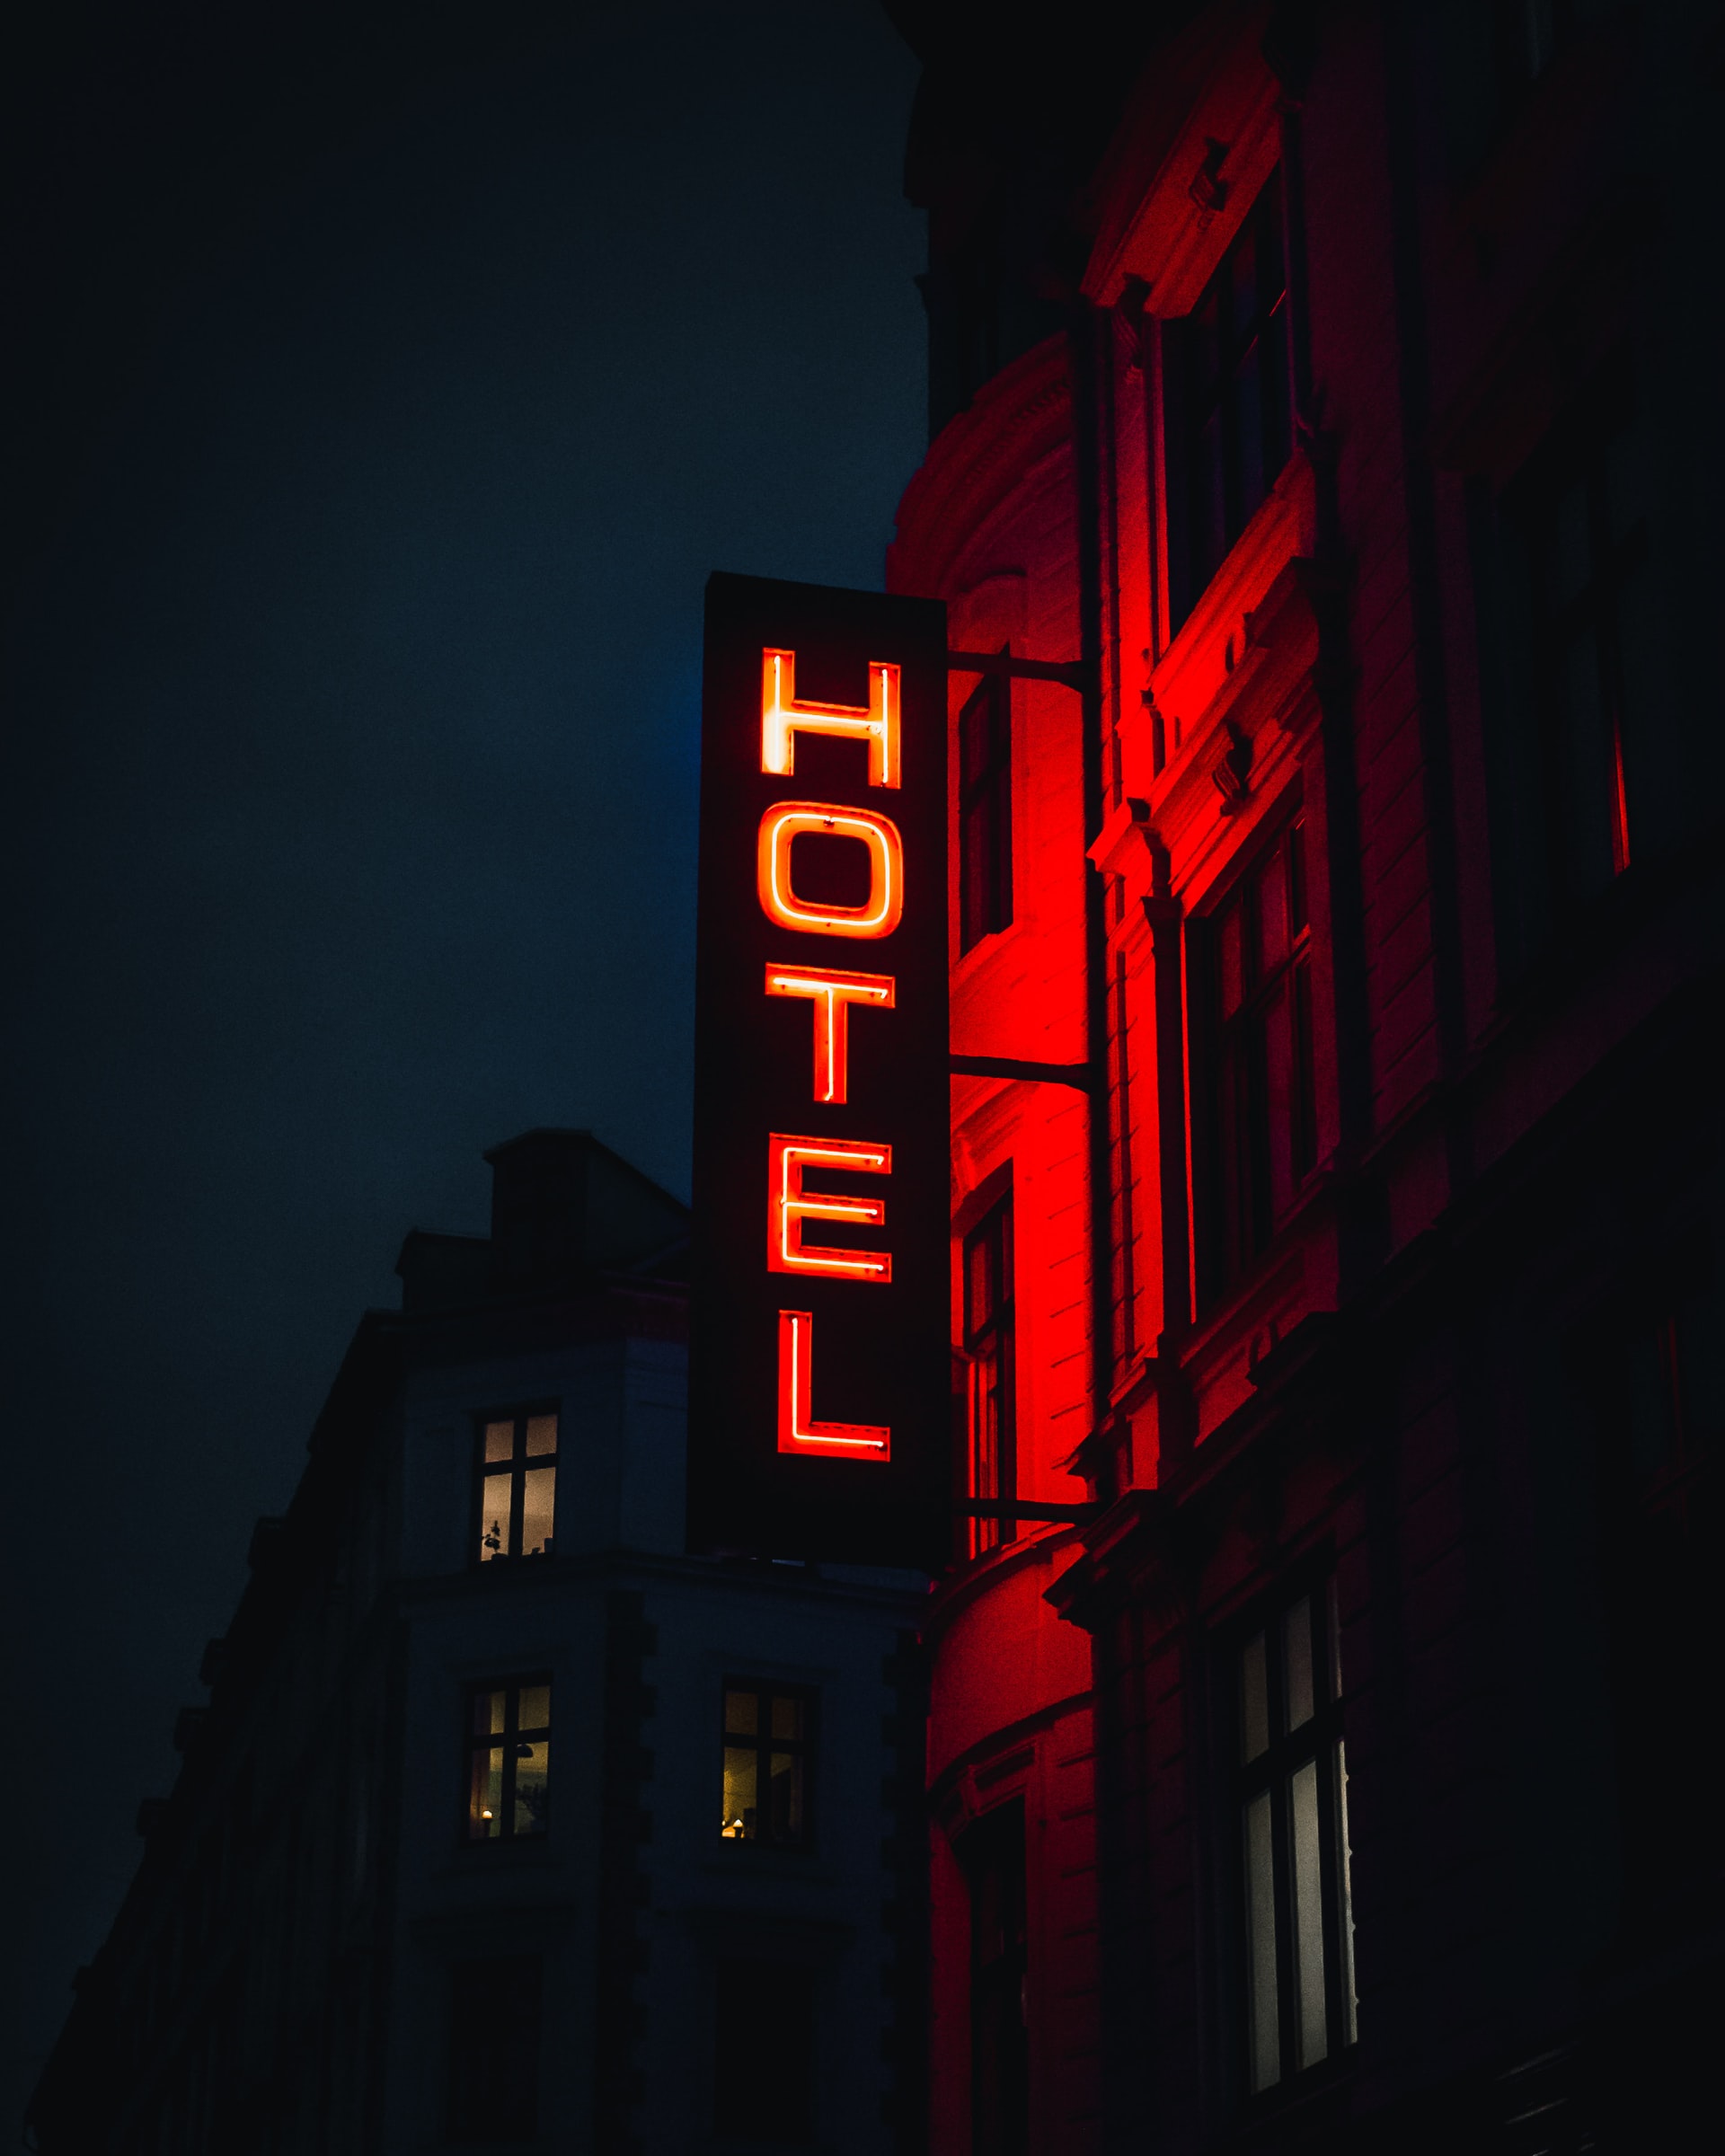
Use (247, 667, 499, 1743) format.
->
(757, 802, 904, 940)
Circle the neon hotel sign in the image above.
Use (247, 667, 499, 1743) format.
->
(690, 575, 949, 1568)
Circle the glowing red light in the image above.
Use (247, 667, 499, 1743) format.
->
(776, 1309, 890, 1459)
(767, 1134, 892, 1282)
(756, 802, 905, 941)
(761, 647, 900, 790)
(764, 964, 896, 1104)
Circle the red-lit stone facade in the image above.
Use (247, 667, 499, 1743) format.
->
(890, 3, 1723, 2150)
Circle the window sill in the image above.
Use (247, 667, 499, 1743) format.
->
(952, 914, 1024, 994)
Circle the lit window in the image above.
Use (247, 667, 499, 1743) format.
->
(963, 1190, 1016, 1557)
(1194, 815, 1315, 1306)
(1162, 171, 1293, 636)
(447, 1953, 541, 2143)
(1234, 1584, 1356, 2095)
(720, 1682, 813, 1850)
(475, 1410, 558, 1563)
(959, 667, 1012, 954)
(465, 1679, 552, 1842)
(713, 1956, 816, 2143)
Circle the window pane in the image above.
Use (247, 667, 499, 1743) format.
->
(478, 1472, 510, 1563)
(517, 1685, 552, 1736)
(1289, 1760, 1328, 2069)
(766, 1753, 804, 1842)
(770, 1694, 804, 1741)
(1327, 1577, 1344, 1702)
(723, 1747, 758, 1840)
(524, 1414, 558, 1457)
(1241, 1630, 1269, 1763)
(483, 1419, 515, 1464)
(1263, 984, 1296, 1220)
(725, 1690, 759, 1737)
(1243, 1791, 1279, 2091)
(1218, 900, 1245, 1018)
(1284, 1596, 1314, 1731)
(473, 1689, 507, 1739)
(1336, 1740, 1358, 2046)
(513, 1743, 549, 1837)
(1257, 846, 1289, 972)
(519, 1467, 555, 1557)
(468, 1748, 504, 1840)
(1288, 818, 1308, 932)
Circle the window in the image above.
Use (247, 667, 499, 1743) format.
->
(1163, 171, 1293, 636)
(1507, 370, 1650, 905)
(447, 1954, 541, 2143)
(964, 1800, 1028, 2156)
(959, 667, 1013, 953)
(713, 1957, 816, 2143)
(475, 1409, 557, 1563)
(963, 1190, 1016, 1557)
(465, 1678, 552, 1842)
(1234, 1584, 1356, 2096)
(1194, 816, 1315, 1304)
(720, 1682, 813, 1850)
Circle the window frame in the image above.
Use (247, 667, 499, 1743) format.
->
(1160, 167, 1294, 639)
(958, 663, 1013, 957)
(1190, 806, 1317, 1310)
(1221, 1577, 1357, 2105)
(472, 1403, 560, 1567)
(462, 1674, 553, 1846)
(961, 1186, 1017, 1557)
(719, 1678, 818, 1853)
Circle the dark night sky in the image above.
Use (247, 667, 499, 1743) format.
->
(1, 0, 925, 2123)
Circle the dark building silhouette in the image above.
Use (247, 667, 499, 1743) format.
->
(887, 0, 1723, 2150)
(27, 1133, 928, 2153)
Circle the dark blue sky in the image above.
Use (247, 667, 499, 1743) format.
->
(1, 0, 925, 2121)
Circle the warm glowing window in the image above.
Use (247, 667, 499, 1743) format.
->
(959, 668, 1013, 954)
(962, 1190, 1016, 1557)
(447, 1953, 542, 2143)
(1194, 816, 1315, 1307)
(963, 1799, 1028, 2156)
(465, 1678, 552, 1842)
(713, 1956, 817, 2143)
(720, 1681, 814, 1851)
(1234, 1584, 1356, 2096)
(1162, 170, 1292, 637)
(475, 1409, 558, 1563)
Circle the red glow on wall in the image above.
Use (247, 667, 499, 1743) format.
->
(767, 1133, 892, 1282)
(775, 1309, 890, 1459)
(756, 801, 906, 940)
(761, 647, 901, 789)
(764, 963, 896, 1104)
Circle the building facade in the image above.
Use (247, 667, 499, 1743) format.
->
(28, 1132, 929, 2154)
(891, 1, 1723, 2150)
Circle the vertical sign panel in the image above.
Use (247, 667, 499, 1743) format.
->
(690, 572, 950, 1568)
